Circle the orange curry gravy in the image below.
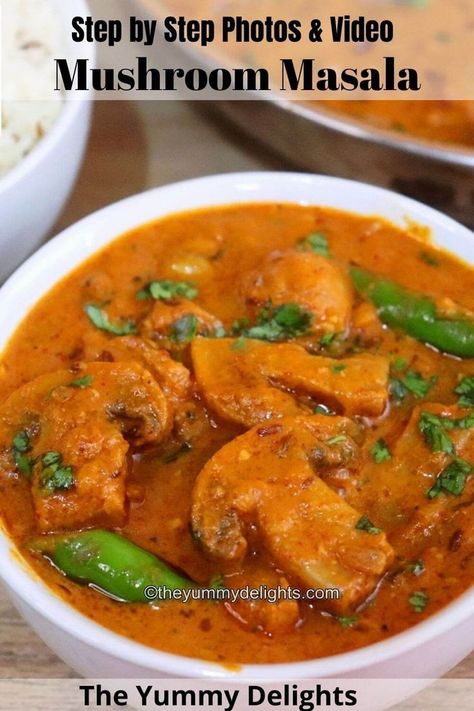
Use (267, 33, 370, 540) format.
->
(0, 203, 474, 664)
(321, 101, 474, 148)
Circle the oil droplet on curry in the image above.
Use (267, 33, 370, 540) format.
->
(0, 203, 473, 665)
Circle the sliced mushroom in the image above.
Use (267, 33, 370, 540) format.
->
(192, 337, 390, 426)
(242, 250, 353, 336)
(79, 332, 192, 403)
(0, 362, 171, 532)
(192, 416, 394, 614)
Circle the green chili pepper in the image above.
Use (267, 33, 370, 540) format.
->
(29, 529, 193, 602)
(351, 267, 474, 358)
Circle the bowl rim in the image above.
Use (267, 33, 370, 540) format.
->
(0, 0, 94, 196)
(138, 0, 474, 169)
(0, 170, 473, 680)
(274, 98, 474, 168)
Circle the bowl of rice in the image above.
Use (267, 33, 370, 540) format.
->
(0, 0, 94, 282)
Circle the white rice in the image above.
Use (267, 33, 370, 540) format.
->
(0, 0, 63, 178)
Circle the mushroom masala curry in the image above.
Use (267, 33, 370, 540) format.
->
(322, 101, 474, 148)
(1, 203, 474, 664)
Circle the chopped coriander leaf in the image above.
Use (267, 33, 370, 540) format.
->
(298, 232, 330, 257)
(407, 560, 425, 576)
(12, 431, 34, 477)
(38, 451, 75, 494)
(419, 251, 440, 267)
(314, 404, 335, 416)
(14, 453, 34, 477)
(230, 336, 247, 352)
(327, 435, 347, 446)
(418, 411, 455, 455)
(331, 364, 347, 374)
(456, 412, 474, 430)
(370, 438, 392, 464)
(264, 303, 312, 336)
(392, 356, 408, 372)
(391, 371, 437, 401)
(240, 303, 313, 342)
(231, 317, 250, 334)
(320, 332, 338, 347)
(41, 465, 75, 493)
(137, 280, 198, 301)
(85, 305, 136, 336)
(12, 431, 30, 453)
(455, 376, 474, 408)
(69, 375, 93, 389)
(336, 615, 358, 628)
(419, 411, 474, 454)
(170, 314, 199, 343)
(409, 591, 429, 613)
(41, 451, 62, 467)
(427, 458, 472, 499)
(355, 515, 382, 535)
(402, 371, 437, 398)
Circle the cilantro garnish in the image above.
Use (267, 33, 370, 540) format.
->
(12, 430, 34, 477)
(336, 615, 358, 628)
(85, 305, 136, 336)
(297, 232, 330, 257)
(409, 591, 429, 613)
(455, 376, 474, 408)
(392, 356, 408, 372)
(238, 303, 313, 342)
(426, 458, 472, 499)
(170, 314, 199, 343)
(419, 410, 474, 455)
(370, 438, 392, 464)
(320, 332, 338, 348)
(69, 375, 93, 389)
(390, 370, 437, 401)
(13, 431, 30, 453)
(355, 515, 382, 535)
(418, 412, 455, 454)
(136, 280, 198, 301)
(230, 336, 247, 352)
(40, 451, 75, 494)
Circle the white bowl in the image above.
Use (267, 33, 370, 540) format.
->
(0, 0, 93, 283)
(0, 172, 473, 680)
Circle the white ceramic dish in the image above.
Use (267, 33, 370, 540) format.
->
(0, 172, 473, 680)
(0, 0, 93, 283)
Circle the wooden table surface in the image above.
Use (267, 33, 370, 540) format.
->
(0, 100, 472, 679)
